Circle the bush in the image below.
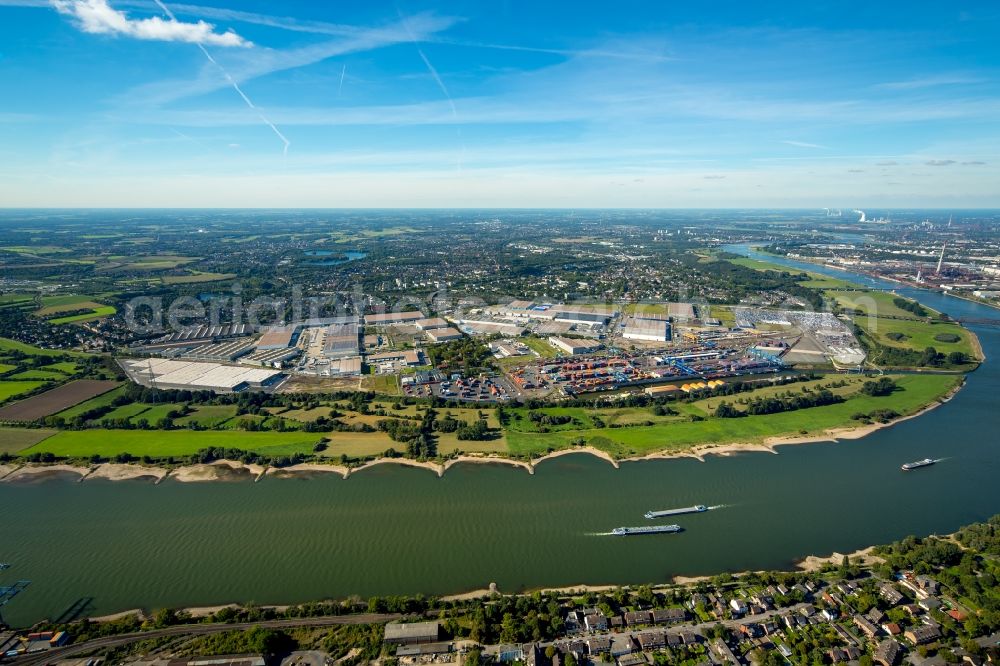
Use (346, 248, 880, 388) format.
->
(861, 377, 897, 397)
(935, 333, 961, 343)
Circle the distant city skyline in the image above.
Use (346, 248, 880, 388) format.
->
(1, 1, 998, 207)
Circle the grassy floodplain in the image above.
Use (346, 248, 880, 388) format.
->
(726, 256, 859, 289)
(20, 430, 325, 459)
(505, 374, 961, 458)
(7, 374, 961, 463)
(856, 316, 979, 358)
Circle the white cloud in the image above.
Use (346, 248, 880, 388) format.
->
(118, 12, 458, 106)
(51, 0, 251, 47)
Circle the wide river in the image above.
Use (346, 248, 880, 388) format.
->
(2, 247, 999, 627)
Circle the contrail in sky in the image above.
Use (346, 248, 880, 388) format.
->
(415, 47, 456, 119)
(395, 6, 457, 120)
(338, 64, 346, 96)
(152, 0, 291, 155)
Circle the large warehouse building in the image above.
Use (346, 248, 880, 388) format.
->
(622, 316, 672, 342)
(364, 311, 425, 325)
(257, 325, 302, 350)
(322, 322, 360, 359)
(120, 358, 284, 393)
(549, 336, 601, 355)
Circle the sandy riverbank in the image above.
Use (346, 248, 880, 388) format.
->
(795, 546, 883, 572)
(440, 581, 621, 602)
(171, 460, 266, 483)
(443, 455, 534, 474)
(1, 463, 89, 483)
(266, 462, 350, 479)
(349, 457, 444, 477)
(86, 463, 169, 483)
(532, 445, 620, 468)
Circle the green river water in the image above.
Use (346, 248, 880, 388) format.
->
(2, 250, 999, 626)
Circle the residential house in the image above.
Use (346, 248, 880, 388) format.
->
(624, 611, 651, 627)
(637, 632, 666, 651)
(853, 615, 881, 639)
(586, 638, 611, 656)
(711, 640, 741, 666)
(918, 597, 943, 613)
(829, 647, 863, 663)
(874, 639, 902, 666)
(585, 612, 609, 632)
(651, 608, 686, 625)
(688, 593, 708, 611)
(565, 611, 582, 634)
(879, 583, 905, 606)
(905, 625, 942, 645)
(617, 654, 647, 666)
(610, 635, 637, 658)
(678, 631, 699, 645)
(882, 623, 902, 636)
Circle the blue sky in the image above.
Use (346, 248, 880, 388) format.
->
(1, 0, 998, 207)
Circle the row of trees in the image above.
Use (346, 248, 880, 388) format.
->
(893, 297, 929, 317)
(714, 389, 843, 418)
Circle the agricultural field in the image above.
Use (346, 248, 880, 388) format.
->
(0, 337, 91, 358)
(174, 405, 239, 428)
(43, 361, 80, 374)
(0, 427, 59, 454)
(101, 402, 155, 421)
(161, 271, 236, 284)
(118, 255, 199, 271)
(48, 306, 117, 325)
(53, 385, 126, 420)
(0, 293, 37, 310)
(436, 432, 507, 454)
(7, 369, 68, 381)
(274, 406, 334, 422)
(319, 432, 397, 459)
(35, 294, 101, 314)
(0, 380, 120, 421)
(330, 226, 418, 241)
(136, 403, 184, 424)
(33, 294, 118, 324)
(0, 381, 47, 405)
(18, 429, 325, 458)
(1, 245, 71, 255)
(360, 374, 400, 394)
(0, 363, 16, 374)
